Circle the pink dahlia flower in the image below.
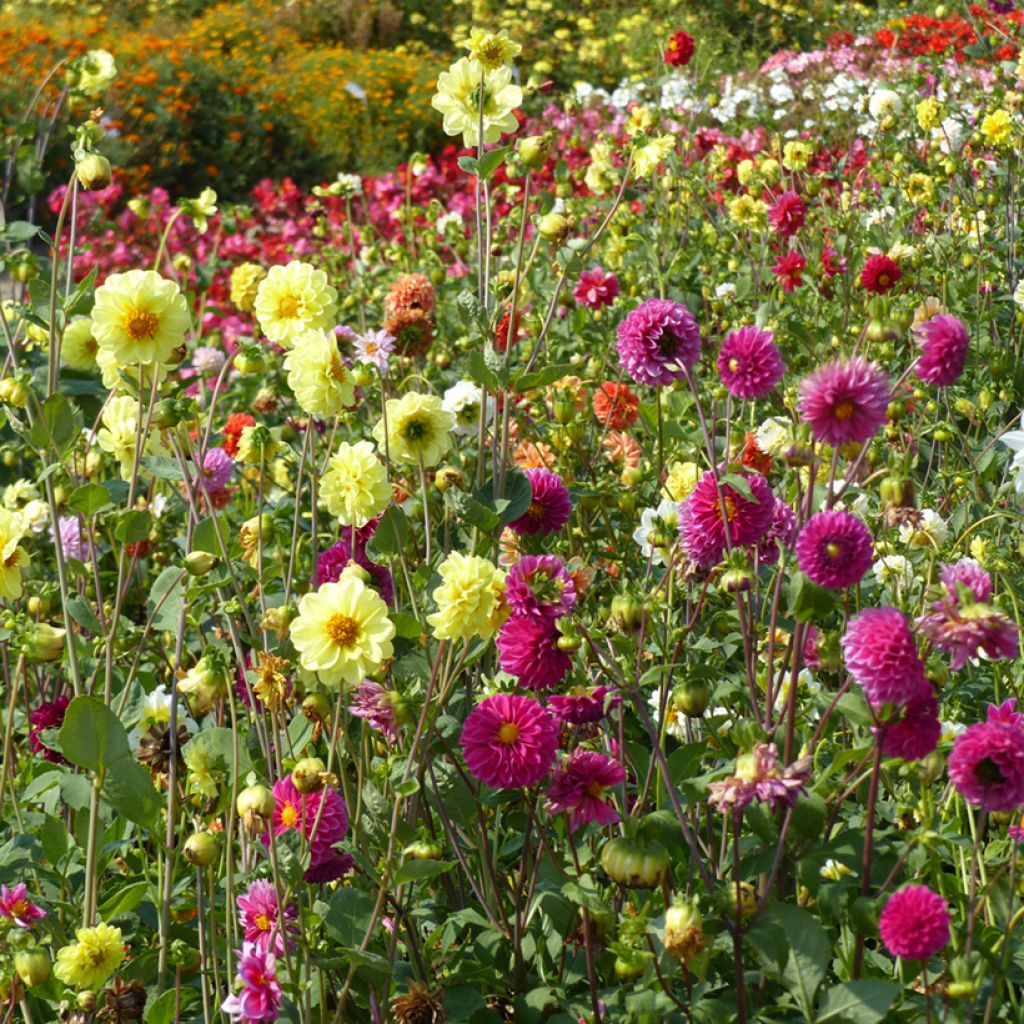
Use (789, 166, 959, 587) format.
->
(860, 253, 901, 294)
(767, 191, 807, 238)
(795, 510, 874, 589)
(497, 614, 573, 690)
(349, 679, 402, 743)
(708, 742, 811, 815)
(574, 267, 619, 309)
(878, 885, 950, 960)
(547, 749, 626, 830)
(0, 883, 45, 928)
(914, 314, 969, 387)
(798, 356, 889, 446)
(221, 942, 282, 1024)
(271, 778, 351, 883)
(505, 554, 576, 619)
(716, 326, 786, 400)
(202, 447, 234, 492)
(508, 469, 573, 536)
(939, 559, 991, 603)
(237, 879, 298, 954)
(949, 717, 1024, 811)
(756, 499, 798, 566)
(29, 695, 69, 763)
(679, 468, 774, 567)
(549, 685, 620, 725)
(616, 298, 701, 386)
(880, 688, 941, 761)
(460, 693, 560, 789)
(841, 607, 927, 707)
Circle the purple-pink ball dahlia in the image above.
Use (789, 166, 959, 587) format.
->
(509, 468, 573, 536)
(271, 778, 352, 883)
(548, 685, 620, 725)
(461, 693, 560, 789)
(880, 688, 941, 761)
(795, 510, 874, 590)
(679, 468, 774, 567)
(949, 718, 1024, 811)
(798, 356, 889, 446)
(878, 885, 950, 961)
(497, 613, 573, 690)
(914, 314, 969, 387)
(202, 447, 234, 492)
(716, 326, 786, 400)
(756, 498, 798, 566)
(505, 554, 576, 619)
(546, 749, 626, 830)
(841, 606, 927, 707)
(939, 559, 992, 603)
(616, 298, 701, 387)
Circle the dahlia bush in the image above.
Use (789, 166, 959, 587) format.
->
(5, 7, 1024, 1024)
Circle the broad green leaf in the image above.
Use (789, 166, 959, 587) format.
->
(769, 902, 831, 1020)
(369, 506, 408, 557)
(59, 696, 130, 773)
(394, 858, 455, 885)
(66, 595, 103, 634)
(69, 482, 112, 516)
(324, 887, 377, 947)
(788, 571, 837, 623)
(114, 509, 153, 544)
(514, 362, 576, 393)
(816, 980, 899, 1024)
(103, 757, 161, 826)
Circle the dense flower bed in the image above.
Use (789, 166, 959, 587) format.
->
(5, 9, 1024, 1024)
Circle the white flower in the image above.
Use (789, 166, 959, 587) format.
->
(632, 499, 680, 567)
(1000, 416, 1024, 492)
(1013, 280, 1024, 310)
(715, 282, 737, 300)
(868, 88, 902, 120)
(19, 499, 49, 535)
(899, 509, 948, 549)
(872, 554, 916, 594)
(755, 416, 792, 457)
(648, 688, 687, 741)
(442, 380, 494, 436)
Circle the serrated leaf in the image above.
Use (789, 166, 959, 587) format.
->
(68, 482, 111, 516)
(66, 595, 103, 633)
(513, 362, 575, 393)
(466, 349, 502, 391)
(140, 455, 184, 481)
(394, 858, 455, 885)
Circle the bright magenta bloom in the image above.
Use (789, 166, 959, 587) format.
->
(237, 880, 297, 954)
(505, 554, 576, 619)
(914, 314, 969, 386)
(221, 942, 282, 1024)
(509, 469, 573, 536)
(461, 693, 560, 789)
(767, 191, 806, 238)
(549, 685, 620, 725)
(0, 883, 45, 928)
(841, 606, 926, 707)
(860, 253, 901, 293)
(798, 356, 889, 446)
(616, 298, 701, 386)
(547, 749, 626, 830)
(574, 267, 619, 309)
(679, 468, 774, 567)
(879, 689, 940, 761)
(716, 326, 786, 399)
(878, 885, 950, 961)
(795, 510, 873, 589)
(949, 717, 1024, 811)
(497, 613, 572, 690)
(271, 778, 351, 883)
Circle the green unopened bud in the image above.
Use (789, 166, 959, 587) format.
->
(518, 135, 550, 170)
(14, 948, 50, 988)
(664, 901, 704, 965)
(673, 677, 710, 718)
(301, 692, 331, 724)
(291, 757, 327, 794)
(23, 623, 66, 663)
(183, 831, 219, 867)
(237, 783, 274, 832)
(185, 551, 218, 576)
(538, 212, 570, 244)
(75, 153, 112, 191)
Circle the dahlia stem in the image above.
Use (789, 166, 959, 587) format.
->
(418, 456, 432, 565)
(853, 739, 883, 978)
(732, 811, 748, 1024)
(965, 810, 987, 957)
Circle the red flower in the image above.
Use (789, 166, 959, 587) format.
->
(821, 246, 847, 279)
(496, 309, 523, 353)
(773, 251, 806, 293)
(222, 413, 256, 459)
(768, 191, 806, 238)
(664, 30, 695, 67)
(860, 254, 901, 294)
(740, 432, 772, 475)
(592, 382, 638, 429)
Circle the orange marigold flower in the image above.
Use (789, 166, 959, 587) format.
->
(592, 381, 639, 429)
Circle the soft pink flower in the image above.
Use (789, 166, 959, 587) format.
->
(547, 749, 625, 830)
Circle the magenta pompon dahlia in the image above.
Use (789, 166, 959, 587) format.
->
(497, 613, 573, 690)
(878, 885, 950, 961)
(616, 298, 701, 387)
(679, 468, 774, 567)
(508, 468, 573, 536)
(756, 498, 798, 566)
(548, 685, 621, 725)
(879, 688, 941, 761)
(795, 510, 874, 590)
(460, 693, 560, 789)
(798, 356, 890, 446)
(841, 606, 927, 707)
(914, 314, 969, 387)
(949, 716, 1024, 811)
(547, 749, 626, 830)
(716, 326, 786, 400)
(939, 559, 992, 603)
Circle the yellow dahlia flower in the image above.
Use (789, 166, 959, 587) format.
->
(290, 576, 395, 688)
(230, 263, 266, 313)
(54, 923, 124, 990)
(373, 392, 454, 468)
(663, 461, 701, 502)
(426, 552, 506, 641)
(462, 28, 521, 70)
(283, 330, 355, 418)
(73, 49, 117, 96)
(633, 134, 675, 178)
(61, 317, 99, 371)
(320, 441, 391, 527)
(254, 261, 338, 349)
(235, 425, 280, 466)
(0, 509, 29, 600)
(981, 109, 1013, 148)
(91, 269, 189, 366)
(96, 395, 143, 479)
(431, 57, 523, 148)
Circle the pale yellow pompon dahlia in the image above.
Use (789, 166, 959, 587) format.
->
(463, 28, 522, 70)
(0, 509, 29, 601)
(426, 552, 506, 641)
(431, 57, 522, 148)
(283, 329, 355, 418)
(320, 440, 391, 527)
(254, 261, 338, 349)
(61, 317, 99, 371)
(54, 922, 124, 990)
(230, 262, 266, 313)
(633, 134, 676, 179)
(96, 395, 142, 479)
(290, 576, 395, 688)
(372, 391, 454, 468)
(235, 424, 280, 466)
(91, 269, 189, 366)
(96, 344, 167, 393)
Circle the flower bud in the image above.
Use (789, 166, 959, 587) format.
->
(672, 677, 710, 718)
(663, 901, 704, 965)
(608, 594, 645, 633)
(23, 623, 66, 663)
(722, 881, 758, 921)
(517, 135, 550, 170)
(538, 212, 570, 244)
(184, 551, 218, 576)
(236, 783, 274, 832)
(75, 153, 112, 191)
(183, 831, 219, 867)
(302, 692, 332, 724)
(14, 948, 50, 988)
(0, 378, 29, 409)
(291, 757, 327, 794)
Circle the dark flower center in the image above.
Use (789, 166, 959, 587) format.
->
(976, 757, 1004, 785)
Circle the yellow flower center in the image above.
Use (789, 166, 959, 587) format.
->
(585, 780, 605, 798)
(497, 721, 520, 745)
(720, 495, 739, 522)
(833, 399, 855, 421)
(325, 613, 360, 649)
(280, 803, 298, 827)
(277, 294, 301, 319)
(527, 500, 545, 520)
(10, 899, 27, 917)
(4, 549, 21, 568)
(401, 416, 430, 442)
(826, 542, 842, 559)
(124, 308, 159, 341)
(255, 913, 271, 931)
(728, 358, 740, 373)
(329, 355, 349, 384)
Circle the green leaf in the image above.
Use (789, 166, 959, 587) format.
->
(466, 349, 503, 391)
(475, 146, 509, 180)
(446, 491, 501, 534)
(140, 456, 184, 481)
(787, 571, 837, 624)
(1, 221, 39, 244)
(66, 595, 103, 634)
(103, 757, 161, 826)
(148, 566, 184, 631)
(391, 613, 423, 639)
(69, 482, 112, 516)
(337, 947, 392, 975)
(815, 981, 899, 1024)
(28, 394, 82, 455)
(394, 859, 455, 885)
(474, 471, 532, 525)
(191, 516, 221, 556)
(395, 777, 420, 798)
(59, 696, 130, 773)
(369, 506, 408, 557)
(513, 362, 575, 393)
(98, 880, 150, 919)
(146, 988, 200, 1024)
(114, 509, 153, 544)
(720, 472, 759, 504)
(324, 887, 377, 947)
(769, 903, 831, 1019)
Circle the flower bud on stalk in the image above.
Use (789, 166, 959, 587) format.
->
(14, 948, 50, 988)
(183, 831, 219, 867)
(236, 784, 275, 834)
(517, 135, 550, 170)
(663, 901, 704, 965)
(75, 153, 112, 191)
